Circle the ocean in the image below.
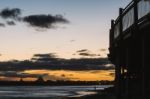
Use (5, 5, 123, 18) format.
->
(0, 85, 113, 99)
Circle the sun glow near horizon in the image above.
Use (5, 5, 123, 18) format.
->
(0, 70, 114, 81)
(25, 70, 114, 81)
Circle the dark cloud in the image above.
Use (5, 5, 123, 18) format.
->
(79, 52, 100, 57)
(0, 58, 114, 71)
(79, 53, 90, 56)
(0, 8, 21, 20)
(33, 53, 57, 58)
(0, 8, 69, 30)
(0, 23, 5, 27)
(7, 21, 16, 25)
(0, 71, 48, 78)
(31, 53, 58, 62)
(23, 14, 69, 29)
(75, 49, 101, 57)
(76, 49, 89, 53)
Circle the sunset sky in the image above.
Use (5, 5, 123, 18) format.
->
(0, 0, 130, 81)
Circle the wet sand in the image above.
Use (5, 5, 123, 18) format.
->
(0, 87, 115, 99)
(65, 87, 116, 99)
(67, 93, 116, 99)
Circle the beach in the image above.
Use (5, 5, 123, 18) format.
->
(67, 87, 116, 99)
(0, 85, 114, 99)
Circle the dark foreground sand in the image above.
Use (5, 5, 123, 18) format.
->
(65, 87, 116, 99)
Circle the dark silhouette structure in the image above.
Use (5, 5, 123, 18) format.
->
(0, 80, 112, 86)
(108, 0, 150, 99)
(36, 76, 45, 83)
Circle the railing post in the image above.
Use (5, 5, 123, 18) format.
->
(133, 0, 138, 25)
(110, 20, 114, 45)
(111, 20, 114, 29)
(119, 8, 123, 37)
(142, 35, 145, 99)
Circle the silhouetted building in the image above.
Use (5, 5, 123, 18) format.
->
(109, 0, 150, 99)
(20, 78, 24, 82)
(36, 76, 44, 82)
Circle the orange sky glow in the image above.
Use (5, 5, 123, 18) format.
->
(0, 70, 114, 81)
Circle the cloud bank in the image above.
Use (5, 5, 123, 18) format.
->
(0, 71, 47, 78)
(23, 14, 69, 29)
(0, 8, 21, 20)
(0, 8, 69, 29)
(0, 58, 114, 71)
(75, 49, 101, 57)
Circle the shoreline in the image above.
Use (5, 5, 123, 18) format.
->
(0, 86, 115, 99)
(65, 87, 116, 99)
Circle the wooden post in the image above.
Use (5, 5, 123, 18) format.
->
(115, 52, 122, 99)
(119, 8, 123, 98)
(111, 20, 114, 29)
(133, 0, 138, 23)
(110, 20, 114, 45)
(119, 8, 123, 37)
(114, 8, 123, 99)
(126, 45, 131, 99)
(142, 35, 145, 98)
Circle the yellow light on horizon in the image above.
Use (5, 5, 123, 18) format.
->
(23, 70, 114, 81)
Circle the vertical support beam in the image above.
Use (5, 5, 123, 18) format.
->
(133, 0, 143, 98)
(126, 38, 135, 99)
(125, 46, 130, 99)
(133, 0, 138, 24)
(115, 12, 122, 96)
(142, 35, 145, 98)
(118, 8, 123, 98)
(119, 8, 123, 37)
(133, 0, 138, 40)
(110, 20, 114, 46)
(115, 8, 123, 99)
(111, 20, 114, 29)
(115, 51, 122, 99)
(145, 30, 150, 98)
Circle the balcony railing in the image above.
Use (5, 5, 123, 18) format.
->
(138, 0, 150, 19)
(111, 0, 150, 40)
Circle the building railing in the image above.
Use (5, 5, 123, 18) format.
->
(138, 0, 150, 19)
(111, 0, 150, 41)
(122, 7, 134, 31)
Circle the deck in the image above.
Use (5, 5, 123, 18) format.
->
(109, 0, 150, 99)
